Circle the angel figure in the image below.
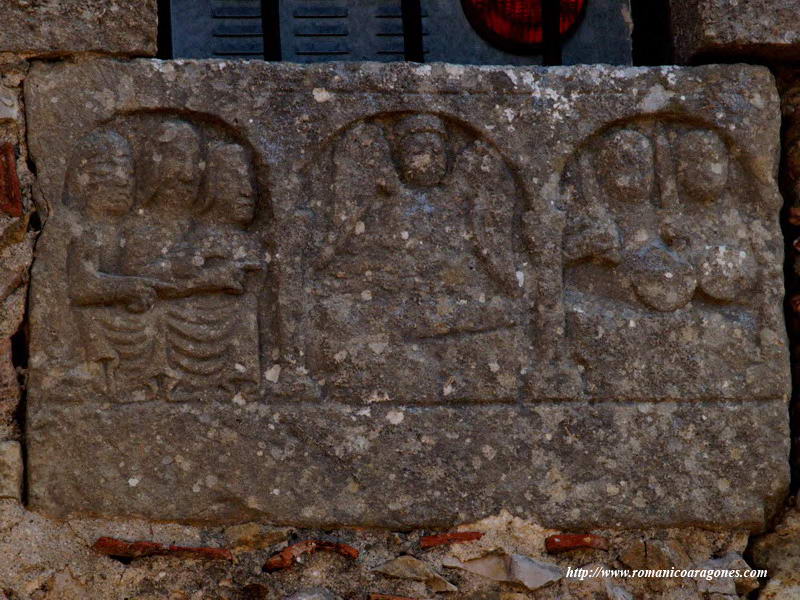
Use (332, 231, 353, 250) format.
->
(308, 113, 526, 403)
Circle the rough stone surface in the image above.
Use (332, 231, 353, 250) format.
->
(284, 589, 341, 600)
(0, 0, 157, 57)
(751, 503, 800, 599)
(670, 0, 800, 63)
(374, 554, 457, 592)
(0, 440, 22, 499)
(0, 500, 755, 599)
(0, 58, 36, 452)
(24, 59, 790, 530)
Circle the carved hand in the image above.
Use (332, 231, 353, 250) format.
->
(121, 278, 157, 313)
(198, 263, 246, 294)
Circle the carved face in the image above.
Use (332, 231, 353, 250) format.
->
(676, 130, 728, 203)
(210, 147, 256, 226)
(398, 132, 447, 187)
(82, 134, 135, 216)
(229, 169, 256, 226)
(153, 123, 203, 209)
(595, 129, 654, 204)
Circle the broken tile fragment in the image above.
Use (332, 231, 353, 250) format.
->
(264, 540, 359, 572)
(545, 533, 609, 554)
(92, 536, 232, 561)
(420, 531, 484, 549)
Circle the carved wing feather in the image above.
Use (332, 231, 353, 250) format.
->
(458, 141, 520, 295)
(316, 122, 399, 269)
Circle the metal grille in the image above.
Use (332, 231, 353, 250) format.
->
(278, 0, 429, 62)
(289, 1, 350, 58)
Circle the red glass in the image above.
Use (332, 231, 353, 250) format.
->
(462, 0, 587, 48)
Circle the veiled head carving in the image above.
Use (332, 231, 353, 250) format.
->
(204, 141, 256, 227)
(394, 114, 448, 188)
(64, 129, 134, 218)
(593, 128, 654, 205)
(675, 129, 729, 203)
(143, 120, 204, 212)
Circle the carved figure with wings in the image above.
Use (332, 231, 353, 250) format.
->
(306, 113, 528, 403)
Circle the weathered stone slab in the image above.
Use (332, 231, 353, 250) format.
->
(0, 440, 22, 500)
(0, 0, 156, 57)
(25, 59, 789, 529)
(670, 0, 800, 63)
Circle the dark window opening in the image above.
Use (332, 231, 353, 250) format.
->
(630, 0, 673, 66)
(162, 0, 634, 67)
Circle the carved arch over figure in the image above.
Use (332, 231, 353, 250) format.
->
(303, 111, 533, 291)
(63, 110, 275, 403)
(294, 110, 541, 404)
(556, 114, 783, 399)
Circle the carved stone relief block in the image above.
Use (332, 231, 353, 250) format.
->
(25, 60, 789, 529)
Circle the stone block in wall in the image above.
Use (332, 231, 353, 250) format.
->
(0, 1, 157, 57)
(24, 60, 789, 530)
(0, 440, 22, 500)
(0, 59, 34, 443)
(670, 0, 800, 63)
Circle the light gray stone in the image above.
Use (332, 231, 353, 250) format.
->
(0, 0, 156, 57)
(670, 0, 800, 63)
(443, 552, 562, 591)
(0, 440, 22, 500)
(24, 60, 789, 530)
(374, 555, 456, 592)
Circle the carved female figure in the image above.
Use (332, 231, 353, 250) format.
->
(162, 141, 263, 400)
(560, 119, 769, 399)
(65, 130, 160, 396)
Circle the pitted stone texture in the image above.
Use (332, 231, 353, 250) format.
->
(670, 0, 800, 63)
(0, 441, 22, 500)
(0, 500, 754, 600)
(752, 505, 800, 599)
(25, 60, 789, 529)
(0, 58, 36, 443)
(0, 0, 156, 57)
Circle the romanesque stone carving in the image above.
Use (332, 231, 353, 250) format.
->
(64, 118, 265, 402)
(303, 113, 528, 403)
(559, 119, 777, 398)
(24, 60, 789, 530)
